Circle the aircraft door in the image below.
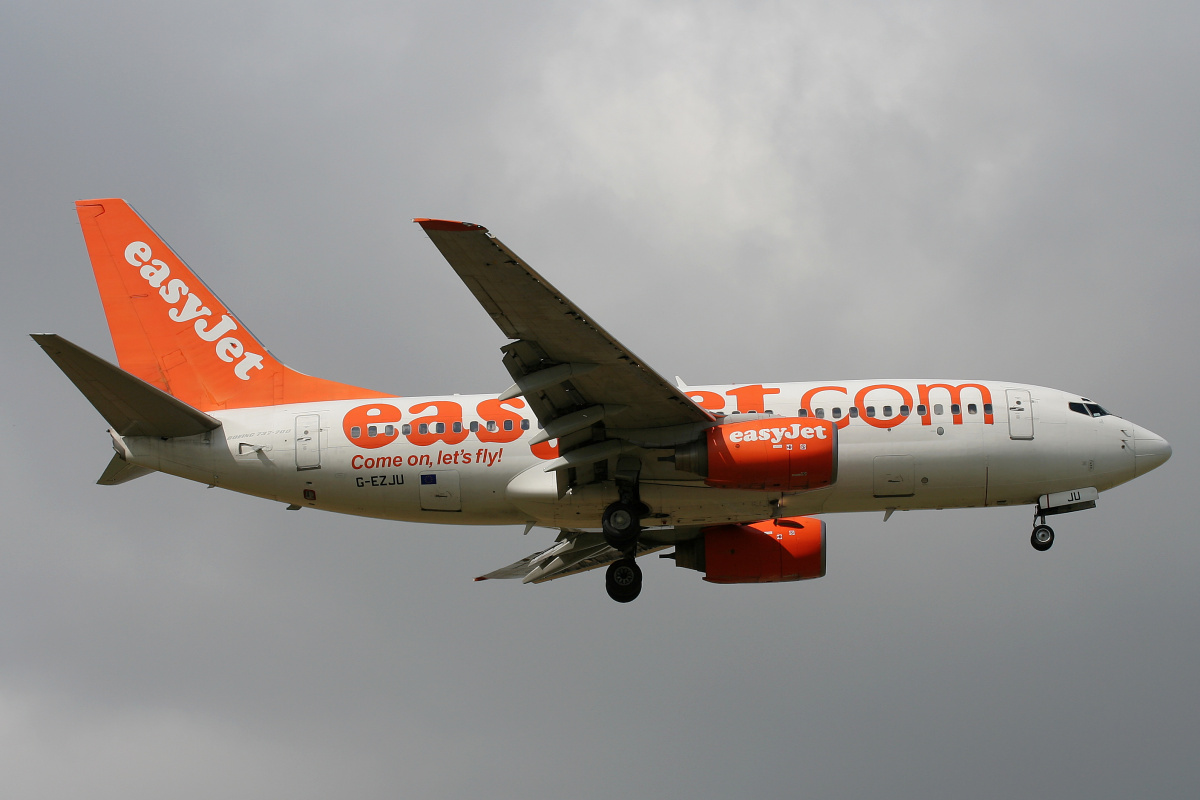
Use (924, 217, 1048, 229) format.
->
(1006, 389, 1034, 440)
(420, 471, 461, 511)
(295, 414, 321, 470)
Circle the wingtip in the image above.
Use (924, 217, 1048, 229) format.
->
(413, 218, 488, 233)
(473, 576, 489, 582)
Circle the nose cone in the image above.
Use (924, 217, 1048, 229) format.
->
(1134, 426, 1172, 476)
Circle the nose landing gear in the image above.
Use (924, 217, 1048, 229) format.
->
(1031, 524, 1055, 551)
(1030, 507, 1054, 551)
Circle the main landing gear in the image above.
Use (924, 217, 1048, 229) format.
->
(603, 499, 645, 602)
(602, 501, 641, 551)
(603, 461, 647, 602)
(1030, 507, 1054, 552)
(605, 558, 642, 603)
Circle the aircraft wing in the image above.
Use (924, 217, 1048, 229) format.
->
(415, 220, 714, 441)
(475, 529, 672, 584)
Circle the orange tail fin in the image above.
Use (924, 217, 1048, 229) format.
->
(76, 199, 394, 411)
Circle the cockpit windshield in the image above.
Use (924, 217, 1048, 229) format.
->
(1069, 401, 1111, 418)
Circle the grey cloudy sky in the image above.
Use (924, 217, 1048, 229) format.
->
(2, 1, 1196, 797)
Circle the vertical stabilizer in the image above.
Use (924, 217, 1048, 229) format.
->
(75, 199, 393, 410)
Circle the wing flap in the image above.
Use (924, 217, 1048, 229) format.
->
(476, 531, 670, 585)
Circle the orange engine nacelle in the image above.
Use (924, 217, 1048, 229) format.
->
(674, 417, 838, 491)
(672, 517, 827, 584)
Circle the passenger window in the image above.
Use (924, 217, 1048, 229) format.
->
(470, 421, 479, 432)
(435, 422, 445, 434)
(849, 407, 859, 418)
(418, 423, 428, 435)
(866, 406, 876, 418)
(900, 405, 910, 417)
(968, 404, 978, 415)
(521, 419, 530, 430)
(815, 408, 825, 419)
(798, 408, 808, 417)
(350, 426, 362, 438)
(368, 425, 378, 437)
(934, 404, 944, 416)
(503, 419, 514, 431)
(983, 403, 993, 415)
(402, 424, 411, 435)
(452, 422, 462, 433)
(487, 421, 497, 431)
(384, 425, 395, 436)
(832, 407, 842, 419)
(882, 406, 892, 417)
(917, 404, 927, 416)
(951, 403, 961, 415)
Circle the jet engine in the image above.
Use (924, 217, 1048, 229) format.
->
(673, 417, 838, 491)
(672, 516, 827, 584)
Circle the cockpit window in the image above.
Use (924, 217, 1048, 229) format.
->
(1070, 401, 1111, 418)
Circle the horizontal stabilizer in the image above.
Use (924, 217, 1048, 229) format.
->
(31, 333, 221, 438)
(97, 453, 154, 485)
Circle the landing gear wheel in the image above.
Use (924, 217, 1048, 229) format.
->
(1031, 524, 1055, 552)
(602, 501, 640, 551)
(605, 558, 642, 603)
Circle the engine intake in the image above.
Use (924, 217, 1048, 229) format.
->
(674, 417, 837, 491)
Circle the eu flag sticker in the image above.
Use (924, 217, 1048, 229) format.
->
(421, 474, 437, 485)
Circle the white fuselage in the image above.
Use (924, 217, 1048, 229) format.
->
(115, 380, 1160, 529)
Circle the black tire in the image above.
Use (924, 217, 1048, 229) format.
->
(1031, 524, 1055, 552)
(602, 501, 640, 551)
(605, 559, 642, 603)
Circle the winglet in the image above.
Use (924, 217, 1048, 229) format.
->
(413, 218, 488, 233)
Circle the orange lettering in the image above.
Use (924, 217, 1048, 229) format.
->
(725, 384, 781, 413)
(917, 383, 994, 425)
(530, 439, 560, 460)
(406, 401, 469, 446)
(475, 397, 527, 443)
(687, 390, 725, 411)
(800, 386, 851, 430)
(343, 403, 402, 449)
(855, 384, 914, 429)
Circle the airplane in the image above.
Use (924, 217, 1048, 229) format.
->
(33, 199, 1172, 603)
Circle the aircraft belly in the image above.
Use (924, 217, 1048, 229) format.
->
(985, 420, 1087, 504)
(287, 445, 531, 524)
(818, 425, 988, 511)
